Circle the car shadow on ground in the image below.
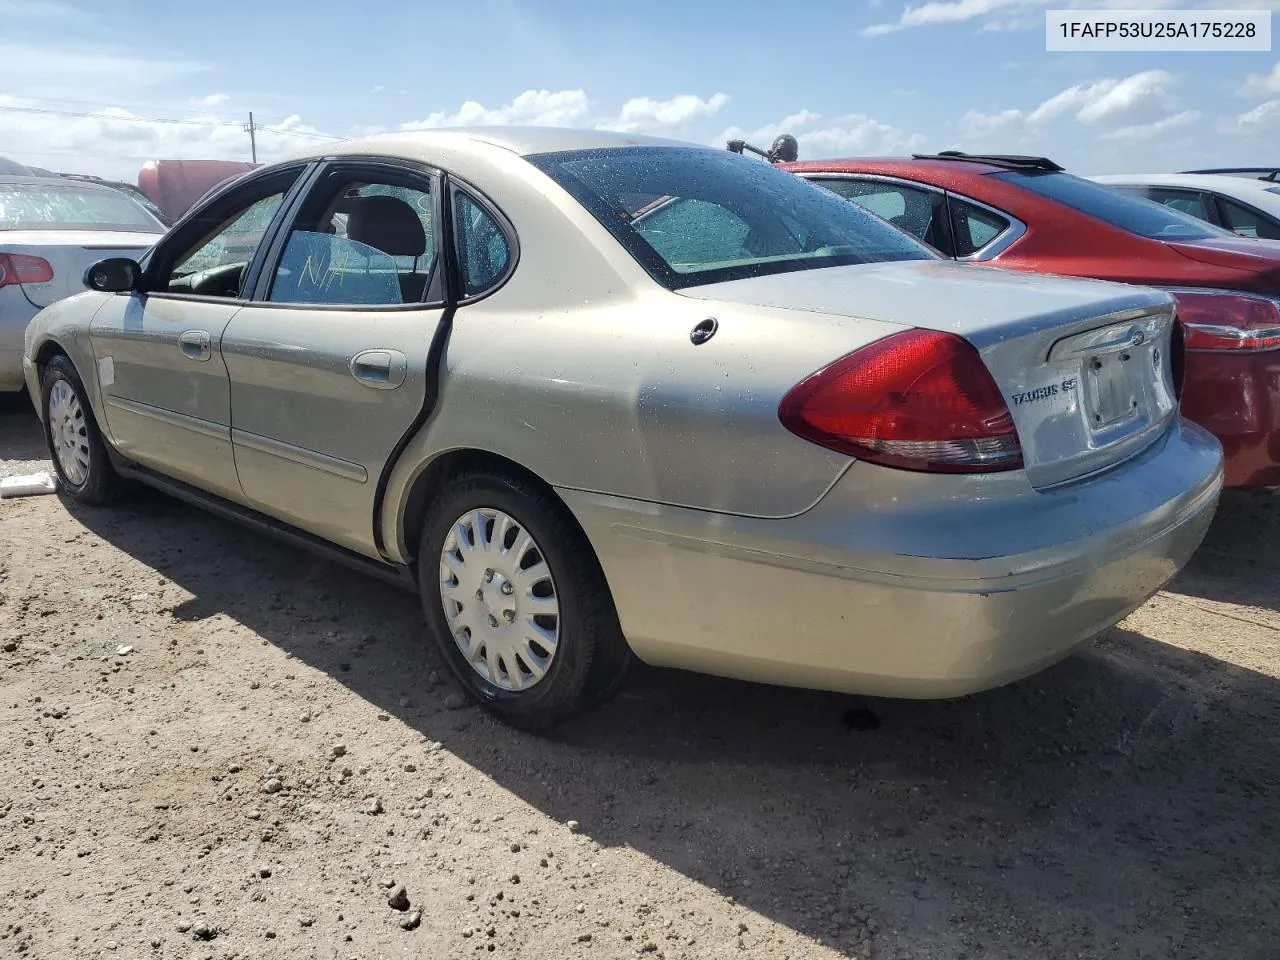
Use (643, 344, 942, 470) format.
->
(0, 391, 44, 461)
(1166, 487, 1280, 613)
(50, 483, 1280, 959)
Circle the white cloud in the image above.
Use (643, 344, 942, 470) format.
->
(1075, 70, 1175, 124)
(864, 0, 1040, 35)
(397, 89, 734, 139)
(0, 93, 334, 180)
(398, 89, 589, 130)
(601, 93, 730, 134)
(959, 108, 1030, 139)
(865, 0, 1280, 35)
(1103, 109, 1201, 139)
(1240, 63, 1280, 96)
(1237, 99, 1280, 128)
(719, 110, 926, 159)
(962, 69, 1178, 139)
(195, 92, 230, 107)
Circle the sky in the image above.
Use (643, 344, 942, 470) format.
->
(1, 0, 1278, 182)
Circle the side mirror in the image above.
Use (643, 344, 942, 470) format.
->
(84, 257, 141, 293)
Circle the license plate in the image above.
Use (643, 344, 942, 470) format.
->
(1085, 352, 1140, 427)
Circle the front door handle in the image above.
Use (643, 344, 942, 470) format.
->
(178, 329, 212, 362)
(350, 349, 407, 390)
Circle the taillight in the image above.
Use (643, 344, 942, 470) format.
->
(1171, 289, 1280, 352)
(0, 253, 54, 287)
(778, 329, 1023, 474)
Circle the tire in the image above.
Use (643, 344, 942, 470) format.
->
(40, 354, 126, 505)
(418, 468, 630, 730)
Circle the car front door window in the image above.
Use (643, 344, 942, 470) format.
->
(164, 192, 288, 297)
(1145, 188, 1210, 223)
(1216, 196, 1280, 240)
(814, 178, 947, 252)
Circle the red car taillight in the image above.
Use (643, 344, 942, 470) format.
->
(1172, 290, 1280, 352)
(778, 329, 1023, 474)
(0, 253, 54, 287)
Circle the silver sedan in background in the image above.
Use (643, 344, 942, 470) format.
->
(24, 129, 1222, 729)
(1, 175, 164, 392)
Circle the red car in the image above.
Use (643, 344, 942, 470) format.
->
(782, 152, 1280, 488)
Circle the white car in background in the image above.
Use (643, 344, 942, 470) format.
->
(1, 175, 166, 393)
(1092, 172, 1280, 241)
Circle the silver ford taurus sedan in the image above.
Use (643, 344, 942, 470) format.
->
(23, 128, 1222, 729)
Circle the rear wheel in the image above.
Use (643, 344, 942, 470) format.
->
(40, 354, 125, 505)
(418, 469, 630, 730)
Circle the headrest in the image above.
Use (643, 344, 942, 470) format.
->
(345, 195, 426, 257)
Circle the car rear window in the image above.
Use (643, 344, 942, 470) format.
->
(0, 182, 165, 233)
(992, 170, 1220, 241)
(527, 147, 935, 290)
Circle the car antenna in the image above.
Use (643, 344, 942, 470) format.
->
(726, 134, 798, 164)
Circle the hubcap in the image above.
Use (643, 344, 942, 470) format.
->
(47, 379, 90, 487)
(438, 508, 560, 692)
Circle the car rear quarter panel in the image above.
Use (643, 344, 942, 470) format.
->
(379, 287, 899, 562)
(373, 147, 902, 562)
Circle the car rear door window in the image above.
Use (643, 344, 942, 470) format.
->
(1145, 188, 1210, 223)
(949, 198, 1011, 257)
(269, 174, 437, 306)
(1216, 196, 1280, 240)
(815, 178, 943, 249)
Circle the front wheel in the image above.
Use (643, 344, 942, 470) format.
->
(418, 469, 630, 730)
(40, 354, 125, 505)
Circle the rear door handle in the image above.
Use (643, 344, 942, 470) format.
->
(178, 329, 212, 362)
(350, 349, 407, 390)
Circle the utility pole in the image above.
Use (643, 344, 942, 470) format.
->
(245, 112, 258, 164)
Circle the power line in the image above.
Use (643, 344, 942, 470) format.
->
(0, 104, 340, 138)
(0, 92, 292, 124)
(0, 102, 242, 128)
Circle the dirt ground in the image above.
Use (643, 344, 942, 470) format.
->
(2, 390, 1278, 960)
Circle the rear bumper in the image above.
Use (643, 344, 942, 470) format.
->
(561, 418, 1223, 698)
(1181, 349, 1280, 488)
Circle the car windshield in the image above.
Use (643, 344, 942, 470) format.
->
(992, 170, 1221, 241)
(527, 147, 935, 289)
(0, 182, 165, 233)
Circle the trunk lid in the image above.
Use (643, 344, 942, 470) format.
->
(0, 230, 156, 308)
(1167, 237, 1280, 295)
(681, 260, 1179, 489)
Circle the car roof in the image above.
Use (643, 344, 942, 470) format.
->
(282, 126, 698, 165)
(1092, 173, 1280, 199)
